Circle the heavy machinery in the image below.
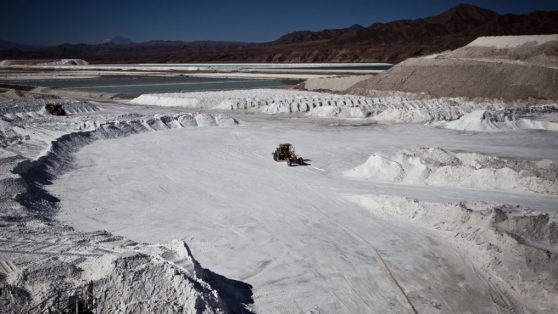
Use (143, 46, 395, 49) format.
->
(45, 104, 66, 116)
(273, 143, 305, 166)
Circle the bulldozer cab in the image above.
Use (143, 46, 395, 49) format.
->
(278, 143, 294, 153)
(275, 144, 295, 158)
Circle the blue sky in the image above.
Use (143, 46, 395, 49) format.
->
(1, 0, 557, 45)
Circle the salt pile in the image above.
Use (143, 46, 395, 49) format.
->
(436, 105, 558, 132)
(37, 59, 89, 66)
(344, 147, 558, 195)
(0, 99, 101, 121)
(9, 240, 231, 313)
(132, 89, 494, 122)
(348, 194, 558, 311)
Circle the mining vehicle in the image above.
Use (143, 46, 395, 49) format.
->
(273, 143, 305, 166)
(45, 104, 66, 116)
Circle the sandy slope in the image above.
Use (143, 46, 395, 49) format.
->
(341, 35, 558, 100)
(302, 75, 374, 92)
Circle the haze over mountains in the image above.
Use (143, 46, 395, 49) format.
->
(1, 4, 557, 64)
(99, 36, 135, 45)
(0, 40, 36, 50)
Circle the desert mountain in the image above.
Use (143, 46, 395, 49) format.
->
(0, 40, 38, 51)
(1, 4, 557, 64)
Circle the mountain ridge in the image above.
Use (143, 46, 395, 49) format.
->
(1, 4, 557, 64)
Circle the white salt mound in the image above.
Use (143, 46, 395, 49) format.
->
(344, 147, 558, 195)
(437, 106, 558, 132)
(348, 194, 558, 312)
(131, 89, 495, 122)
(0, 59, 88, 66)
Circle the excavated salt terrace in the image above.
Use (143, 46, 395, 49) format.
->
(435, 105, 558, 132)
(2, 88, 558, 313)
(131, 89, 503, 122)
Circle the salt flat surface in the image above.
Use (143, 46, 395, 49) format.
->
(50, 117, 558, 313)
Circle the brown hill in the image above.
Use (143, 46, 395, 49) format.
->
(1, 4, 558, 64)
(345, 35, 558, 100)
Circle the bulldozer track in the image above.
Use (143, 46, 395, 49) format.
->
(0, 239, 100, 257)
(0, 259, 18, 274)
(0, 249, 101, 257)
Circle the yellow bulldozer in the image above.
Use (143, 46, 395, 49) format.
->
(273, 143, 305, 166)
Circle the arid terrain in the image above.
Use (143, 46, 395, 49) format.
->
(303, 34, 558, 100)
(1, 4, 557, 64)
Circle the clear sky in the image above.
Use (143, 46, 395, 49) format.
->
(1, 0, 557, 45)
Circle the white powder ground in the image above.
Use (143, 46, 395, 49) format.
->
(2, 63, 558, 312)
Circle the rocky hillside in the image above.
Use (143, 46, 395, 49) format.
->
(345, 34, 558, 100)
(1, 4, 557, 63)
